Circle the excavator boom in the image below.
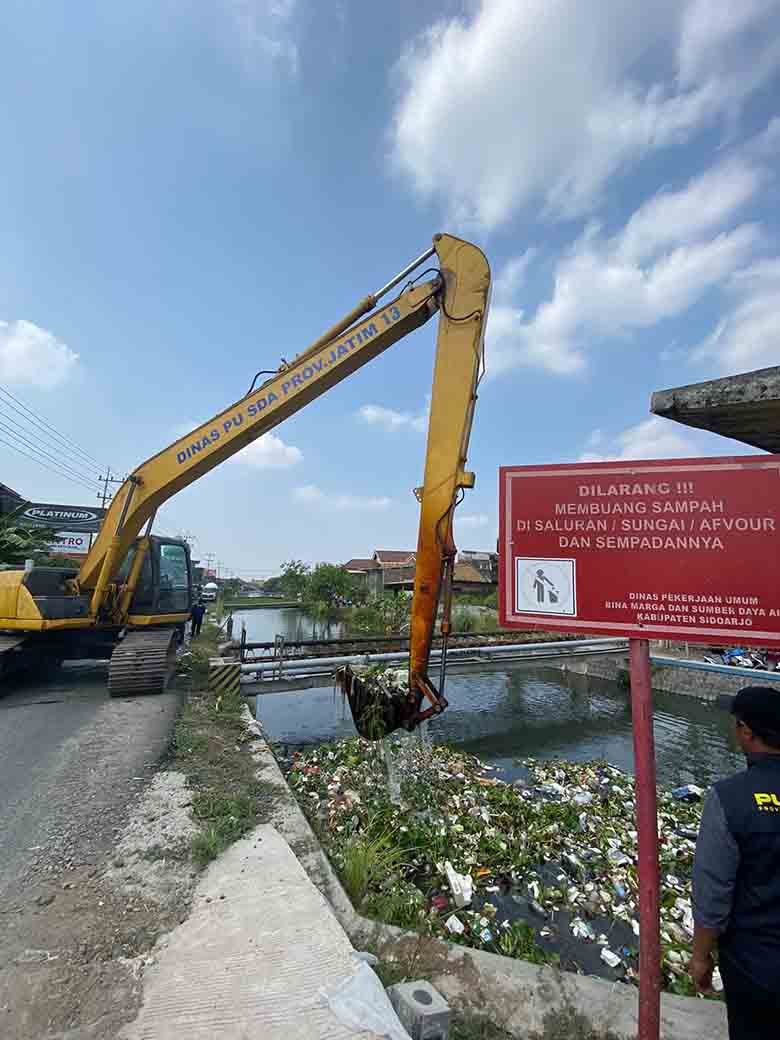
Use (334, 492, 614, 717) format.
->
(1, 234, 490, 723)
(78, 280, 440, 598)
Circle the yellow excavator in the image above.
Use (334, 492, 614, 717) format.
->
(0, 234, 490, 732)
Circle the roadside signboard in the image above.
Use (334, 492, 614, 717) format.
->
(500, 455, 780, 647)
(20, 503, 106, 560)
(43, 530, 93, 556)
(22, 503, 105, 533)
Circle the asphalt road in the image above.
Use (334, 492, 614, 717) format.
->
(0, 662, 182, 902)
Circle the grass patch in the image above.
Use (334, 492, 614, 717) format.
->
(494, 920, 556, 965)
(185, 621, 222, 686)
(171, 624, 279, 870)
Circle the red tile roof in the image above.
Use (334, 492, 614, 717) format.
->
(374, 550, 416, 566)
(342, 558, 380, 572)
(453, 561, 491, 584)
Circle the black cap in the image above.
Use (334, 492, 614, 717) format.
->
(730, 685, 780, 739)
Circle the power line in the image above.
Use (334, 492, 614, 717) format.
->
(97, 469, 124, 508)
(0, 383, 114, 474)
(0, 415, 102, 487)
(0, 433, 102, 496)
(0, 383, 110, 472)
(0, 417, 104, 492)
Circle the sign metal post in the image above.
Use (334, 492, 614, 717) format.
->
(629, 638, 661, 1040)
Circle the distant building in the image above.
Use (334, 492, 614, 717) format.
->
(373, 550, 416, 569)
(343, 547, 496, 596)
(342, 557, 382, 596)
(382, 559, 495, 594)
(0, 482, 25, 516)
(452, 560, 494, 593)
(458, 550, 498, 582)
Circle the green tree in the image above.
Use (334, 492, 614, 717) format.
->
(221, 577, 242, 599)
(277, 559, 310, 600)
(303, 563, 356, 617)
(347, 591, 411, 635)
(0, 505, 57, 567)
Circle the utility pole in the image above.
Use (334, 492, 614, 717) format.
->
(90, 469, 123, 551)
(97, 469, 123, 509)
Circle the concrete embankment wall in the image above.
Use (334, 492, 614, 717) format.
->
(561, 652, 780, 702)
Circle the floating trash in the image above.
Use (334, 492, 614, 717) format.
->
(601, 948, 622, 969)
(445, 914, 464, 935)
(445, 861, 473, 908)
(607, 848, 632, 867)
(671, 784, 704, 803)
(572, 790, 594, 806)
(284, 738, 710, 996)
(571, 918, 596, 941)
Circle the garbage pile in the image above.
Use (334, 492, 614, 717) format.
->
(335, 665, 413, 739)
(284, 734, 715, 997)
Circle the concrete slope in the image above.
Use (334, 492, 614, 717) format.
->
(122, 825, 380, 1040)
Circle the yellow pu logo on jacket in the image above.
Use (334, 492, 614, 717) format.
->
(754, 793, 780, 811)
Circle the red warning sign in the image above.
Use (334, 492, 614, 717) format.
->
(499, 455, 780, 646)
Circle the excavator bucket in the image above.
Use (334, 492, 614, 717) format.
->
(336, 665, 418, 740)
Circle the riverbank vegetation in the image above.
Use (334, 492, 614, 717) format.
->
(173, 623, 276, 866)
(281, 735, 713, 999)
(261, 559, 510, 637)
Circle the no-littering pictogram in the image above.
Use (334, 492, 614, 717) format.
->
(515, 557, 576, 616)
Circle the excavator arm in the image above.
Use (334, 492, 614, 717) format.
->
(78, 233, 490, 729)
(408, 235, 490, 726)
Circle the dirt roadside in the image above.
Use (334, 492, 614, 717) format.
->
(0, 627, 273, 1040)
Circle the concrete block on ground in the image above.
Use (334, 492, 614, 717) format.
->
(388, 980, 449, 1040)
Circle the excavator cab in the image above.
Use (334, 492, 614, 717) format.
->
(118, 536, 193, 619)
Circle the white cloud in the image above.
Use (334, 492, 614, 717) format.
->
(692, 258, 780, 373)
(390, 0, 780, 228)
(486, 251, 534, 375)
(0, 319, 79, 389)
(228, 0, 299, 74)
(494, 249, 537, 299)
(579, 416, 697, 462)
(231, 432, 303, 469)
(457, 514, 490, 530)
(486, 157, 765, 376)
(293, 484, 392, 511)
(357, 403, 426, 433)
(615, 159, 763, 264)
(751, 116, 780, 157)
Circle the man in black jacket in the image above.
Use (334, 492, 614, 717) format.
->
(691, 685, 780, 1038)
(189, 600, 206, 639)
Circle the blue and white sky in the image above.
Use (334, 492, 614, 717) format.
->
(1, 1, 778, 576)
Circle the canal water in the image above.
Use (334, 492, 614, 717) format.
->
(238, 609, 744, 787)
(230, 607, 343, 644)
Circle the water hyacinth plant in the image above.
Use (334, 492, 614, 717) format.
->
(283, 733, 713, 998)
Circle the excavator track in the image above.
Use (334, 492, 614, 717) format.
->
(0, 634, 30, 680)
(108, 628, 177, 697)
